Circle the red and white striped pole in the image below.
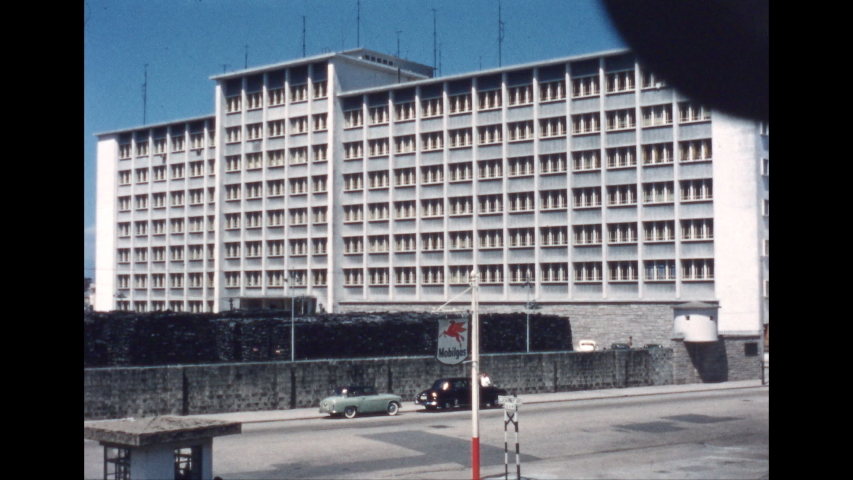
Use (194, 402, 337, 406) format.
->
(470, 271, 480, 480)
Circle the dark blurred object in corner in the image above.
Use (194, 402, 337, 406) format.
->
(602, 0, 768, 123)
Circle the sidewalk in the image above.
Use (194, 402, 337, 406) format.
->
(182, 379, 767, 425)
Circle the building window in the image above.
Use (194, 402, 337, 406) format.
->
(449, 195, 474, 215)
(369, 138, 390, 157)
(606, 185, 637, 206)
(421, 97, 443, 117)
(682, 259, 714, 281)
(151, 274, 165, 288)
(448, 162, 473, 182)
(311, 144, 327, 162)
(171, 135, 185, 152)
(225, 184, 241, 201)
(422, 266, 445, 284)
(171, 164, 185, 179)
(135, 168, 149, 183)
(573, 187, 602, 208)
(393, 201, 416, 219)
(644, 221, 675, 242)
(208, 130, 216, 147)
(119, 142, 132, 159)
(572, 150, 600, 171)
(479, 229, 504, 249)
(421, 165, 443, 184)
(313, 238, 328, 254)
(369, 202, 390, 221)
(642, 143, 673, 165)
(170, 218, 185, 234)
(290, 146, 308, 164)
(421, 132, 444, 150)
(395, 167, 416, 186)
(289, 177, 308, 195)
(478, 89, 502, 110)
(571, 75, 599, 98)
(763, 199, 769, 217)
(290, 116, 308, 135)
(478, 159, 503, 179)
(290, 239, 308, 256)
(207, 215, 215, 231)
(313, 80, 328, 99)
(641, 71, 667, 89)
(540, 153, 567, 174)
(311, 175, 328, 193)
(269, 87, 285, 106)
(606, 70, 635, 93)
(268, 120, 285, 138)
(606, 109, 636, 131)
(574, 224, 602, 245)
(395, 234, 416, 252)
(244, 271, 262, 287)
(449, 231, 474, 250)
(449, 93, 472, 113)
(504, 121, 532, 142)
(136, 140, 149, 156)
(643, 182, 675, 204)
(188, 245, 203, 260)
(170, 191, 185, 206)
(421, 232, 444, 251)
(190, 133, 204, 150)
(680, 139, 712, 162)
(478, 194, 504, 214)
(311, 114, 328, 133)
(448, 266, 472, 284)
(607, 147, 636, 168)
(478, 125, 503, 145)
(264, 240, 284, 258)
(116, 274, 130, 289)
(395, 101, 416, 121)
(761, 158, 769, 176)
(507, 156, 534, 176)
(478, 265, 502, 284)
(152, 248, 166, 262)
(343, 173, 364, 191)
(607, 223, 638, 243)
(421, 199, 444, 217)
(188, 216, 204, 232)
(225, 126, 241, 144)
(679, 102, 711, 122)
(118, 196, 131, 211)
(153, 138, 167, 155)
(225, 272, 240, 287)
(117, 248, 130, 263)
(344, 205, 364, 222)
(509, 228, 535, 247)
(680, 179, 713, 201)
(344, 109, 364, 128)
(508, 264, 536, 283)
(364, 171, 388, 189)
(268, 149, 285, 167)
(224, 213, 241, 230)
(535, 262, 569, 283)
(369, 235, 389, 253)
(170, 246, 185, 261)
(369, 105, 390, 125)
(312, 269, 328, 286)
(574, 262, 602, 282)
(394, 135, 416, 154)
(263, 179, 282, 197)
(540, 226, 568, 246)
(764, 280, 769, 298)
(247, 92, 262, 110)
(311, 207, 329, 224)
(291, 83, 307, 102)
(226, 155, 241, 172)
(681, 219, 714, 240)
(642, 105, 673, 127)
(540, 79, 566, 101)
(134, 248, 147, 262)
(645, 260, 676, 281)
(759, 122, 769, 136)
(170, 273, 184, 288)
(540, 190, 567, 210)
(189, 161, 204, 177)
(572, 113, 601, 134)
(344, 268, 364, 286)
(118, 170, 132, 185)
(226, 95, 241, 113)
(508, 85, 533, 106)
(288, 208, 307, 225)
(609, 261, 638, 282)
(344, 141, 364, 159)
(152, 165, 166, 181)
(449, 128, 474, 147)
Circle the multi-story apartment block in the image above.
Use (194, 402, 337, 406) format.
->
(95, 48, 768, 349)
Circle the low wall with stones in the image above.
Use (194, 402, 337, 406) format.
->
(671, 335, 762, 384)
(84, 349, 673, 420)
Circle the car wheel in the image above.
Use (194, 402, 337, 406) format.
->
(442, 400, 452, 410)
(344, 406, 357, 419)
(387, 401, 400, 416)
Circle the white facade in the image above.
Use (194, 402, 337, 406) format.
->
(94, 48, 768, 336)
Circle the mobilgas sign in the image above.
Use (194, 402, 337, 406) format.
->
(437, 317, 469, 365)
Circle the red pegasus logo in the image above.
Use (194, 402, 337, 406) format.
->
(440, 320, 467, 346)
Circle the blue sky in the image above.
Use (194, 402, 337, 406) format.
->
(83, 0, 626, 279)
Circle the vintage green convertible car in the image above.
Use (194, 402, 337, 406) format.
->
(318, 385, 402, 419)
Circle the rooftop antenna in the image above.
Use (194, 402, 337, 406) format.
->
(142, 64, 148, 125)
(439, 42, 442, 77)
(244, 45, 248, 69)
(221, 64, 229, 73)
(498, 0, 505, 67)
(432, 8, 437, 75)
(357, 0, 361, 47)
(396, 30, 402, 57)
(302, 16, 306, 57)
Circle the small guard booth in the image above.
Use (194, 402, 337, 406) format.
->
(84, 416, 241, 480)
(672, 301, 720, 342)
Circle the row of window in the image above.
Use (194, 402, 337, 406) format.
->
(336, 259, 714, 286)
(117, 160, 216, 185)
(117, 216, 216, 236)
(223, 115, 327, 144)
(225, 81, 328, 113)
(118, 189, 216, 210)
(114, 300, 214, 313)
(119, 131, 214, 159)
(222, 270, 326, 287)
(224, 177, 328, 200)
(337, 220, 711, 253)
(116, 272, 216, 289)
(224, 239, 328, 257)
(117, 244, 216, 262)
(222, 208, 328, 229)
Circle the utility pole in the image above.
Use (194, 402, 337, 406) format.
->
(396, 30, 402, 57)
(142, 64, 148, 125)
(498, 0, 505, 67)
(290, 268, 295, 362)
(244, 45, 248, 69)
(432, 9, 437, 75)
(470, 271, 481, 480)
(357, 0, 361, 47)
(302, 16, 306, 57)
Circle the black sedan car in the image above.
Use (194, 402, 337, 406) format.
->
(414, 377, 507, 410)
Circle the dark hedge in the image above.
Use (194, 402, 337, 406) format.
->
(84, 311, 572, 367)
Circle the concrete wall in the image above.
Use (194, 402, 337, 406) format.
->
(671, 335, 762, 384)
(85, 349, 673, 420)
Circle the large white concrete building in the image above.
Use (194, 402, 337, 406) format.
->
(94, 48, 768, 346)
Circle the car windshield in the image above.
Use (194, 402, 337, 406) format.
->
(333, 387, 348, 396)
(433, 380, 451, 390)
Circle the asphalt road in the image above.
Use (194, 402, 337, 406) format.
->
(84, 388, 768, 479)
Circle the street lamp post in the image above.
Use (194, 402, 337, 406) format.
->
(470, 271, 480, 480)
(524, 276, 531, 353)
(289, 268, 295, 363)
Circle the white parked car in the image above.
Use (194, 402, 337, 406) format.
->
(577, 340, 597, 352)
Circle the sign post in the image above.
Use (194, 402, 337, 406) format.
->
(498, 395, 522, 480)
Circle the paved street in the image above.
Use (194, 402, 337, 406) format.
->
(84, 385, 768, 479)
